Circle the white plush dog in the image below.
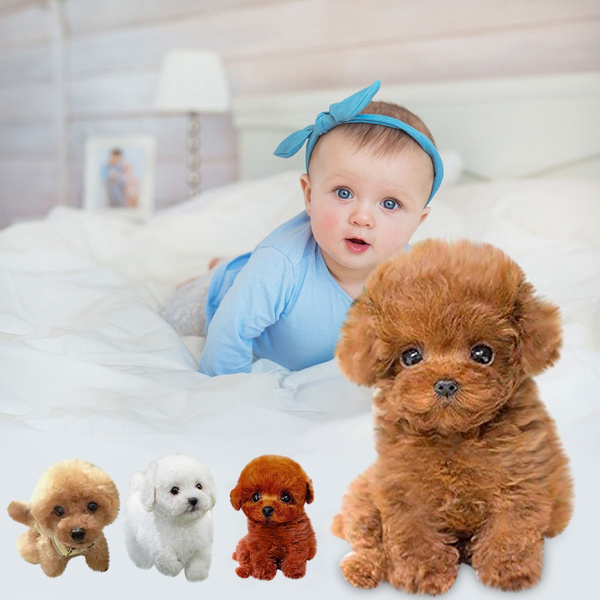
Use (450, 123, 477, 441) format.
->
(124, 454, 215, 581)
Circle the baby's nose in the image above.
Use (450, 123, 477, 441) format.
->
(350, 205, 373, 227)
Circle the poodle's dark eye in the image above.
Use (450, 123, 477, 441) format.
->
(471, 344, 494, 365)
(401, 347, 423, 366)
(170, 487, 180, 495)
(251, 492, 261, 502)
(54, 506, 64, 516)
(196, 483, 203, 490)
(281, 492, 291, 504)
(87, 502, 98, 512)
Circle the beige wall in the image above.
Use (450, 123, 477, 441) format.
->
(1, 0, 599, 226)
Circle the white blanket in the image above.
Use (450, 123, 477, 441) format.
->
(1, 172, 598, 599)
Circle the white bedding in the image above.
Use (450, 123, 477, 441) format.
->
(1, 172, 599, 599)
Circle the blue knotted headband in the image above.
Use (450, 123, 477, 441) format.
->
(274, 80, 444, 205)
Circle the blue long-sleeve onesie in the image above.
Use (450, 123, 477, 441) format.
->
(199, 211, 353, 376)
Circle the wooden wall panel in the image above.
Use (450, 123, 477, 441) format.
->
(65, 0, 600, 82)
(0, 3, 51, 48)
(228, 21, 600, 93)
(64, 0, 285, 35)
(0, 121, 57, 155)
(0, 160, 58, 224)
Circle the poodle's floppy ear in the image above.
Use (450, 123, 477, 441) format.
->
(97, 480, 120, 523)
(7, 501, 33, 527)
(305, 478, 314, 504)
(130, 470, 155, 512)
(229, 485, 242, 511)
(202, 471, 217, 510)
(514, 281, 562, 376)
(336, 294, 388, 386)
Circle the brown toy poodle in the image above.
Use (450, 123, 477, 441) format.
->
(331, 239, 573, 594)
(230, 454, 317, 580)
(7, 459, 120, 577)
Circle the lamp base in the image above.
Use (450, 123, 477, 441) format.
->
(188, 113, 200, 198)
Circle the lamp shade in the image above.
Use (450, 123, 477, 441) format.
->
(156, 49, 230, 113)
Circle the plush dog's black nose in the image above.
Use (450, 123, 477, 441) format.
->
(70, 528, 86, 542)
(188, 497, 198, 507)
(262, 506, 274, 518)
(434, 379, 460, 398)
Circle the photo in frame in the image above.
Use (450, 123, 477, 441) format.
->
(84, 136, 157, 219)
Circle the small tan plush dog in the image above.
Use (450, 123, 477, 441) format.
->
(332, 239, 573, 594)
(8, 459, 120, 577)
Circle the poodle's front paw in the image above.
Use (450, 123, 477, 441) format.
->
(387, 545, 459, 595)
(184, 557, 210, 581)
(235, 565, 251, 578)
(281, 559, 307, 579)
(85, 554, 109, 572)
(155, 556, 183, 577)
(340, 551, 383, 589)
(474, 537, 543, 591)
(252, 561, 277, 580)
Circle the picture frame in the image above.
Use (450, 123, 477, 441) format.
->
(83, 136, 157, 219)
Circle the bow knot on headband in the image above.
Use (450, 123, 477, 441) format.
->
(274, 80, 444, 204)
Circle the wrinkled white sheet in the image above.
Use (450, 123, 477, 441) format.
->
(1, 172, 599, 599)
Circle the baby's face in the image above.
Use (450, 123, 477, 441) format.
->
(301, 128, 433, 289)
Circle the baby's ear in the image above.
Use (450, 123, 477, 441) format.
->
(305, 478, 314, 504)
(336, 294, 388, 386)
(514, 281, 562, 376)
(130, 471, 155, 512)
(229, 485, 242, 511)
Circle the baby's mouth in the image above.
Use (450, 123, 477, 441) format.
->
(345, 238, 370, 253)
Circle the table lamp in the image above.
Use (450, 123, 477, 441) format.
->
(156, 49, 231, 198)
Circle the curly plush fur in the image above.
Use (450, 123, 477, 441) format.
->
(230, 455, 317, 580)
(331, 239, 573, 594)
(7, 459, 119, 577)
(124, 454, 215, 581)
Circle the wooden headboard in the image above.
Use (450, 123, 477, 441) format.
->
(233, 72, 600, 182)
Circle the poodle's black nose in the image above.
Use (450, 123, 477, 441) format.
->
(434, 379, 460, 398)
(188, 497, 198, 507)
(262, 506, 274, 518)
(70, 528, 86, 542)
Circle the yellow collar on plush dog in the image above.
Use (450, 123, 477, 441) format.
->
(34, 523, 94, 557)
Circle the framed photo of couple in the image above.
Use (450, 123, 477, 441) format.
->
(83, 136, 157, 220)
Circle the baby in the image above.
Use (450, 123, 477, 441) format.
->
(161, 81, 443, 376)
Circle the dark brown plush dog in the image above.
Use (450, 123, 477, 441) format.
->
(7, 459, 120, 577)
(230, 455, 317, 579)
(331, 239, 573, 594)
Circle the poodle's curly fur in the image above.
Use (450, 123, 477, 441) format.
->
(7, 459, 120, 577)
(230, 455, 317, 580)
(332, 239, 573, 594)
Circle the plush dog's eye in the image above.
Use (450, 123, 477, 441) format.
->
(54, 506, 64, 516)
(471, 344, 494, 365)
(281, 493, 291, 503)
(401, 347, 423, 366)
(170, 487, 180, 495)
(87, 502, 98, 512)
(196, 483, 203, 490)
(251, 493, 261, 502)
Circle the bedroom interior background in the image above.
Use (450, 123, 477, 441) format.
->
(0, 0, 599, 227)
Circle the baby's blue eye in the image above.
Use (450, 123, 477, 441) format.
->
(336, 188, 352, 200)
(382, 199, 400, 210)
